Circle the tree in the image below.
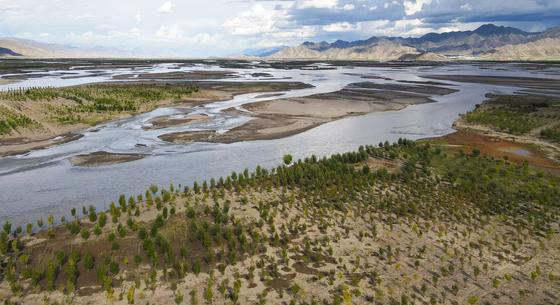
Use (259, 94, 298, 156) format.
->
(204, 283, 214, 304)
(190, 289, 199, 305)
(467, 295, 479, 305)
(84, 252, 95, 270)
(283, 154, 293, 166)
(98, 212, 107, 227)
(127, 286, 135, 304)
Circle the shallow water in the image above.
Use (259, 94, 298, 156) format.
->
(1, 61, 559, 226)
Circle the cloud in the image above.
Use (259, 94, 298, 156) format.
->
(155, 24, 182, 41)
(1, 0, 560, 57)
(460, 3, 472, 11)
(323, 22, 356, 32)
(403, 0, 432, 16)
(223, 4, 283, 35)
(296, 0, 339, 9)
(157, 1, 175, 14)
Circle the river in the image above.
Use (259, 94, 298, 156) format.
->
(0, 60, 558, 226)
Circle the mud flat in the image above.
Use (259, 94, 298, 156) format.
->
(425, 75, 560, 90)
(159, 82, 458, 144)
(69, 151, 145, 167)
(0, 133, 83, 157)
(113, 70, 238, 80)
(158, 130, 217, 143)
(144, 114, 211, 130)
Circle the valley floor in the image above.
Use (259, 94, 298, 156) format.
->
(0, 104, 559, 304)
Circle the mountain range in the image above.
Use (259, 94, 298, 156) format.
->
(0, 37, 123, 58)
(266, 24, 560, 61)
(2, 24, 559, 60)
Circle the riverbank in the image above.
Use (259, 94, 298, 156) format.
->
(424, 93, 560, 174)
(159, 82, 458, 144)
(0, 81, 311, 157)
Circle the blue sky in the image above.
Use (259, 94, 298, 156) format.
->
(1, 0, 559, 57)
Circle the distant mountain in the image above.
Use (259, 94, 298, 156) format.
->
(271, 39, 419, 61)
(0, 47, 21, 57)
(243, 46, 287, 57)
(267, 24, 560, 61)
(0, 37, 122, 58)
(482, 38, 560, 60)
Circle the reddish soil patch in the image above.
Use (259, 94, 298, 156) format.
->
(438, 130, 560, 174)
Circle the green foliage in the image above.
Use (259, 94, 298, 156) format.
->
(540, 124, 560, 142)
(464, 106, 544, 134)
(283, 154, 293, 165)
(464, 95, 559, 135)
(84, 252, 95, 270)
(0, 84, 197, 126)
(0, 105, 36, 135)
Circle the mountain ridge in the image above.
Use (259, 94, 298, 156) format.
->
(0, 37, 123, 58)
(267, 24, 560, 61)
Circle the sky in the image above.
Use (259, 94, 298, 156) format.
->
(1, 0, 559, 57)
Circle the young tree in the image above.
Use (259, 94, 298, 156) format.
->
(283, 154, 293, 166)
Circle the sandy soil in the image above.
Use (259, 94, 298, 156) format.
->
(143, 114, 211, 130)
(69, 151, 145, 167)
(160, 82, 456, 144)
(0, 133, 83, 157)
(3, 166, 558, 305)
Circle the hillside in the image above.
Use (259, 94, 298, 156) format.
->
(271, 39, 419, 61)
(0, 38, 120, 58)
(483, 38, 560, 60)
(0, 47, 21, 57)
(266, 24, 560, 61)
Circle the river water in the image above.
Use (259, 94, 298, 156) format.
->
(0, 61, 558, 226)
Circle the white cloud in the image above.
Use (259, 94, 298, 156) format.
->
(270, 26, 316, 39)
(134, 13, 143, 21)
(223, 4, 281, 35)
(403, 0, 432, 16)
(155, 24, 182, 41)
(297, 0, 339, 9)
(342, 4, 355, 10)
(323, 22, 356, 32)
(460, 3, 472, 11)
(188, 33, 218, 44)
(158, 1, 175, 14)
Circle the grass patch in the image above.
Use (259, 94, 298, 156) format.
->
(541, 124, 560, 142)
(464, 95, 560, 135)
(0, 105, 36, 135)
(0, 84, 198, 126)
